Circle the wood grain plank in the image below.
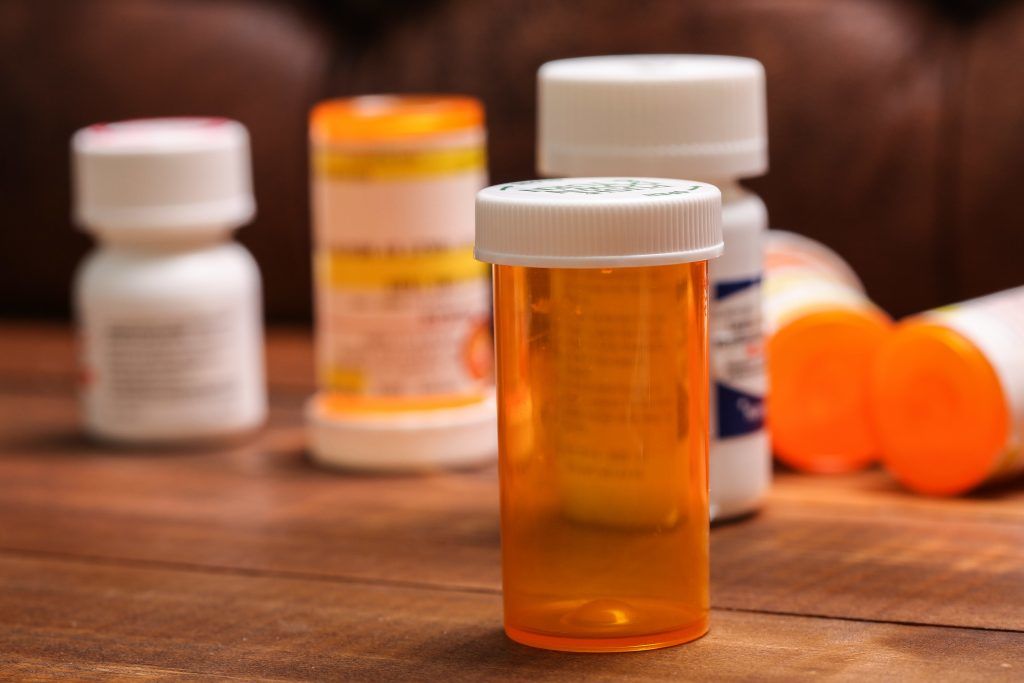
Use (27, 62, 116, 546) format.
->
(1, 389, 1023, 632)
(3, 324, 1022, 522)
(712, 510, 1024, 630)
(0, 390, 502, 591)
(2, 325, 1024, 634)
(767, 468, 1024, 525)
(1, 553, 1021, 682)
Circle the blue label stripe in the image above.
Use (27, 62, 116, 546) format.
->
(715, 276, 761, 300)
(716, 383, 765, 437)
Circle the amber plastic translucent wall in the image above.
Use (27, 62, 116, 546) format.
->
(493, 262, 710, 652)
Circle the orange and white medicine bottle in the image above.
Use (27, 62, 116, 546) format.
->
(477, 177, 723, 652)
(765, 231, 891, 473)
(873, 286, 1024, 495)
(306, 95, 497, 470)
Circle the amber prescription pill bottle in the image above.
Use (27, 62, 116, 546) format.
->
(72, 118, 267, 444)
(764, 230, 891, 473)
(306, 95, 497, 471)
(873, 286, 1024, 496)
(538, 54, 770, 521)
(476, 177, 723, 652)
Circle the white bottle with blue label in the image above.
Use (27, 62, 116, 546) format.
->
(708, 184, 768, 520)
(538, 54, 770, 520)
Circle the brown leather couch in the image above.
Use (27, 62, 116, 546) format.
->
(2, 0, 1021, 321)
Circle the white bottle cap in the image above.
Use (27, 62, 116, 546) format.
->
(306, 392, 498, 472)
(72, 118, 255, 232)
(538, 55, 767, 179)
(475, 177, 722, 268)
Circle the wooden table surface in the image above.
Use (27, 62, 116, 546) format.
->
(1, 322, 1022, 681)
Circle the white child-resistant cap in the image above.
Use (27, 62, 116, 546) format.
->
(475, 177, 723, 268)
(72, 117, 255, 231)
(538, 55, 767, 179)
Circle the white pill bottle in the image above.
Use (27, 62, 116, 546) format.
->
(72, 118, 267, 444)
(538, 55, 770, 520)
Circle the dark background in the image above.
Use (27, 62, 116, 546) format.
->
(1, 0, 1022, 322)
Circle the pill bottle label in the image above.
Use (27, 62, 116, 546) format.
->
(925, 285, 1024, 479)
(312, 139, 491, 399)
(764, 268, 875, 334)
(544, 264, 706, 529)
(711, 276, 765, 438)
(316, 248, 491, 396)
(764, 230, 861, 289)
(313, 145, 485, 180)
(80, 305, 263, 434)
(763, 230, 877, 333)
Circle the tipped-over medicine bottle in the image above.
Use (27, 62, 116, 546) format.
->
(873, 285, 1024, 495)
(764, 230, 891, 473)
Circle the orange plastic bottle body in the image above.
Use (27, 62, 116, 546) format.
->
(493, 262, 710, 652)
(764, 231, 891, 473)
(872, 286, 1024, 495)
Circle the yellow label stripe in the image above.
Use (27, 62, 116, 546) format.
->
(313, 146, 486, 180)
(321, 367, 365, 393)
(319, 247, 488, 288)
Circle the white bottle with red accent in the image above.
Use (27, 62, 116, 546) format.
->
(72, 118, 266, 444)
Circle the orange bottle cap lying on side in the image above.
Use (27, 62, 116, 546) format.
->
(310, 94, 484, 143)
(769, 307, 891, 473)
(872, 322, 1010, 496)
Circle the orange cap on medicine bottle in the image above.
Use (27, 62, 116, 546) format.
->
(306, 95, 496, 471)
(764, 230, 891, 473)
(872, 286, 1024, 495)
(476, 177, 723, 652)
